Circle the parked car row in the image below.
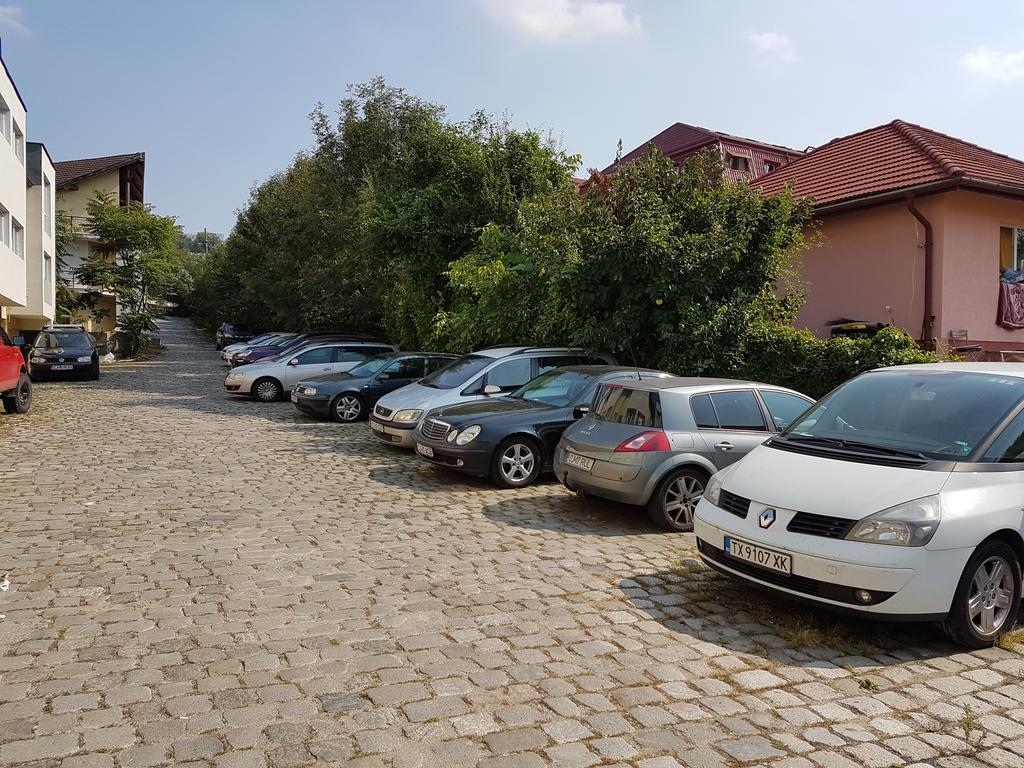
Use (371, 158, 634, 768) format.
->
(0, 323, 102, 416)
(218, 330, 1024, 648)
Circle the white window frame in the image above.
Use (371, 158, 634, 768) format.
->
(1014, 228, 1024, 272)
(0, 94, 9, 144)
(12, 120, 23, 163)
(0, 205, 9, 248)
(43, 176, 52, 235)
(44, 252, 53, 296)
(11, 218, 24, 258)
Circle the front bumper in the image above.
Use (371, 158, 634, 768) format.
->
(553, 447, 651, 506)
(223, 376, 253, 395)
(369, 416, 417, 448)
(292, 392, 332, 418)
(694, 497, 972, 619)
(29, 360, 94, 378)
(413, 437, 492, 477)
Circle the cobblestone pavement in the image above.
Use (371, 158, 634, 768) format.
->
(1, 317, 1023, 768)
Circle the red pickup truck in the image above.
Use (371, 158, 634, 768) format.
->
(0, 326, 31, 414)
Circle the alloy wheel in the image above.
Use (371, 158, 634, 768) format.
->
(335, 395, 362, 422)
(500, 443, 535, 484)
(255, 381, 279, 401)
(17, 379, 30, 409)
(663, 474, 704, 527)
(967, 556, 1015, 636)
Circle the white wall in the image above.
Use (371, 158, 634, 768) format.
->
(12, 146, 55, 325)
(0, 57, 26, 308)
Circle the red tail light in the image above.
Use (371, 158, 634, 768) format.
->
(614, 431, 670, 452)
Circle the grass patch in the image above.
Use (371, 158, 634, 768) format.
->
(997, 627, 1024, 651)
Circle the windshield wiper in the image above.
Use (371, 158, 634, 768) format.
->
(779, 435, 929, 461)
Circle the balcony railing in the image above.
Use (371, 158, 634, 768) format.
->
(65, 215, 96, 238)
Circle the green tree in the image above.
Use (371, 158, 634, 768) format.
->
(76, 192, 186, 355)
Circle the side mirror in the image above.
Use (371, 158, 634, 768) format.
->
(287, 358, 299, 366)
(572, 405, 590, 419)
(378, 373, 390, 381)
(483, 384, 502, 396)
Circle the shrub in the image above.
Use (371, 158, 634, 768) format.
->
(739, 325, 942, 399)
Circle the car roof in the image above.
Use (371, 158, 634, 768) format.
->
(551, 365, 667, 376)
(602, 376, 806, 395)
(874, 362, 1024, 378)
(471, 345, 599, 359)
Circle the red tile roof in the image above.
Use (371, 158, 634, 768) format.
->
(756, 120, 1024, 209)
(607, 122, 803, 175)
(54, 153, 144, 189)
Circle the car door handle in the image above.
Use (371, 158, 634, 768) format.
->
(714, 442, 734, 451)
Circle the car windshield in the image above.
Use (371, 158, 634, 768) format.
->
(781, 370, 1024, 460)
(269, 335, 296, 346)
(512, 370, 594, 407)
(348, 355, 394, 378)
(591, 385, 663, 427)
(419, 354, 491, 389)
(34, 332, 93, 350)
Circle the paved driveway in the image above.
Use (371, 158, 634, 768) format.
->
(0, 318, 1022, 768)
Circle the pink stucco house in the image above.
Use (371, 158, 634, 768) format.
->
(757, 120, 1024, 355)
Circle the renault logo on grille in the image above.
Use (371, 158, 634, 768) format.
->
(759, 508, 776, 529)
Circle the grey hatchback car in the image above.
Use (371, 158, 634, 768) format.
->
(554, 378, 813, 531)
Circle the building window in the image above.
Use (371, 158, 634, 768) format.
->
(727, 154, 750, 173)
(44, 253, 53, 297)
(44, 176, 52, 235)
(0, 94, 9, 144)
(12, 219, 24, 258)
(12, 121, 23, 163)
(0, 205, 8, 248)
(1000, 227, 1024, 271)
(764, 161, 778, 174)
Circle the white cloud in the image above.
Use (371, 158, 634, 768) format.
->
(749, 31, 797, 64)
(0, 5, 27, 34)
(961, 46, 1024, 82)
(476, 0, 642, 45)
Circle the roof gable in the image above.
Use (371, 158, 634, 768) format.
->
(756, 120, 1024, 209)
(54, 153, 145, 189)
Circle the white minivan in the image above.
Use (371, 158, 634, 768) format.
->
(695, 363, 1024, 648)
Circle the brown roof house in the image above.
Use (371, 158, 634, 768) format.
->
(757, 120, 1024, 355)
(54, 152, 145, 334)
(604, 122, 805, 182)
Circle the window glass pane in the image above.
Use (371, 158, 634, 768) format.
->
(384, 357, 425, 378)
(761, 391, 812, 430)
(709, 391, 766, 430)
(538, 355, 577, 374)
(421, 355, 492, 389)
(335, 348, 371, 363)
(485, 358, 533, 390)
(0, 328, 11, 346)
(593, 386, 663, 427)
(690, 394, 718, 429)
(296, 347, 334, 364)
(513, 370, 593, 407)
(982, 411, 1024, 462)
(425, 356, 451, 374)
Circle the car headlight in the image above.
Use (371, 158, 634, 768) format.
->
(77, 356, 92, 362)
(446, 430, 459, 443)
(704, 471, 726, 506)
(393, 409, 423, 422)
(302, 387, 316, 395)
(226, 372, 241, 380)
(846, 495, 941, 546)
(455, 425, 481, 445)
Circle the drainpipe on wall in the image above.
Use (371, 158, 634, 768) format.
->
(906, 196, 934, 348)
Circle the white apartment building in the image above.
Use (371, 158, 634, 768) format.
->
(0, 45, 55, 338)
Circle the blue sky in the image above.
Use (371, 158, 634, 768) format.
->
(2, 1, 1023, 235)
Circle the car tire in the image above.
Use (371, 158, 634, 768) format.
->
(942, 539, 1021, 648)
(2, 373, 32, 414)
(647, 467, 708, 532)
(491, 437, 541, 489)
(331, 392, 364, 423)
(252, 377, 283, 402)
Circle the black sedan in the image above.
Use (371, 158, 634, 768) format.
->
(291, 352, 459, 422)
(27, 325, 100, 381)
(413, 366, 672, 488)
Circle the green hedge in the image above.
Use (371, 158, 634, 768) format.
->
(738, 325, 941, 399)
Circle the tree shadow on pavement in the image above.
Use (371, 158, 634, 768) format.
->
(619, 555, 958, 669)
(480, 493, 666, 537)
